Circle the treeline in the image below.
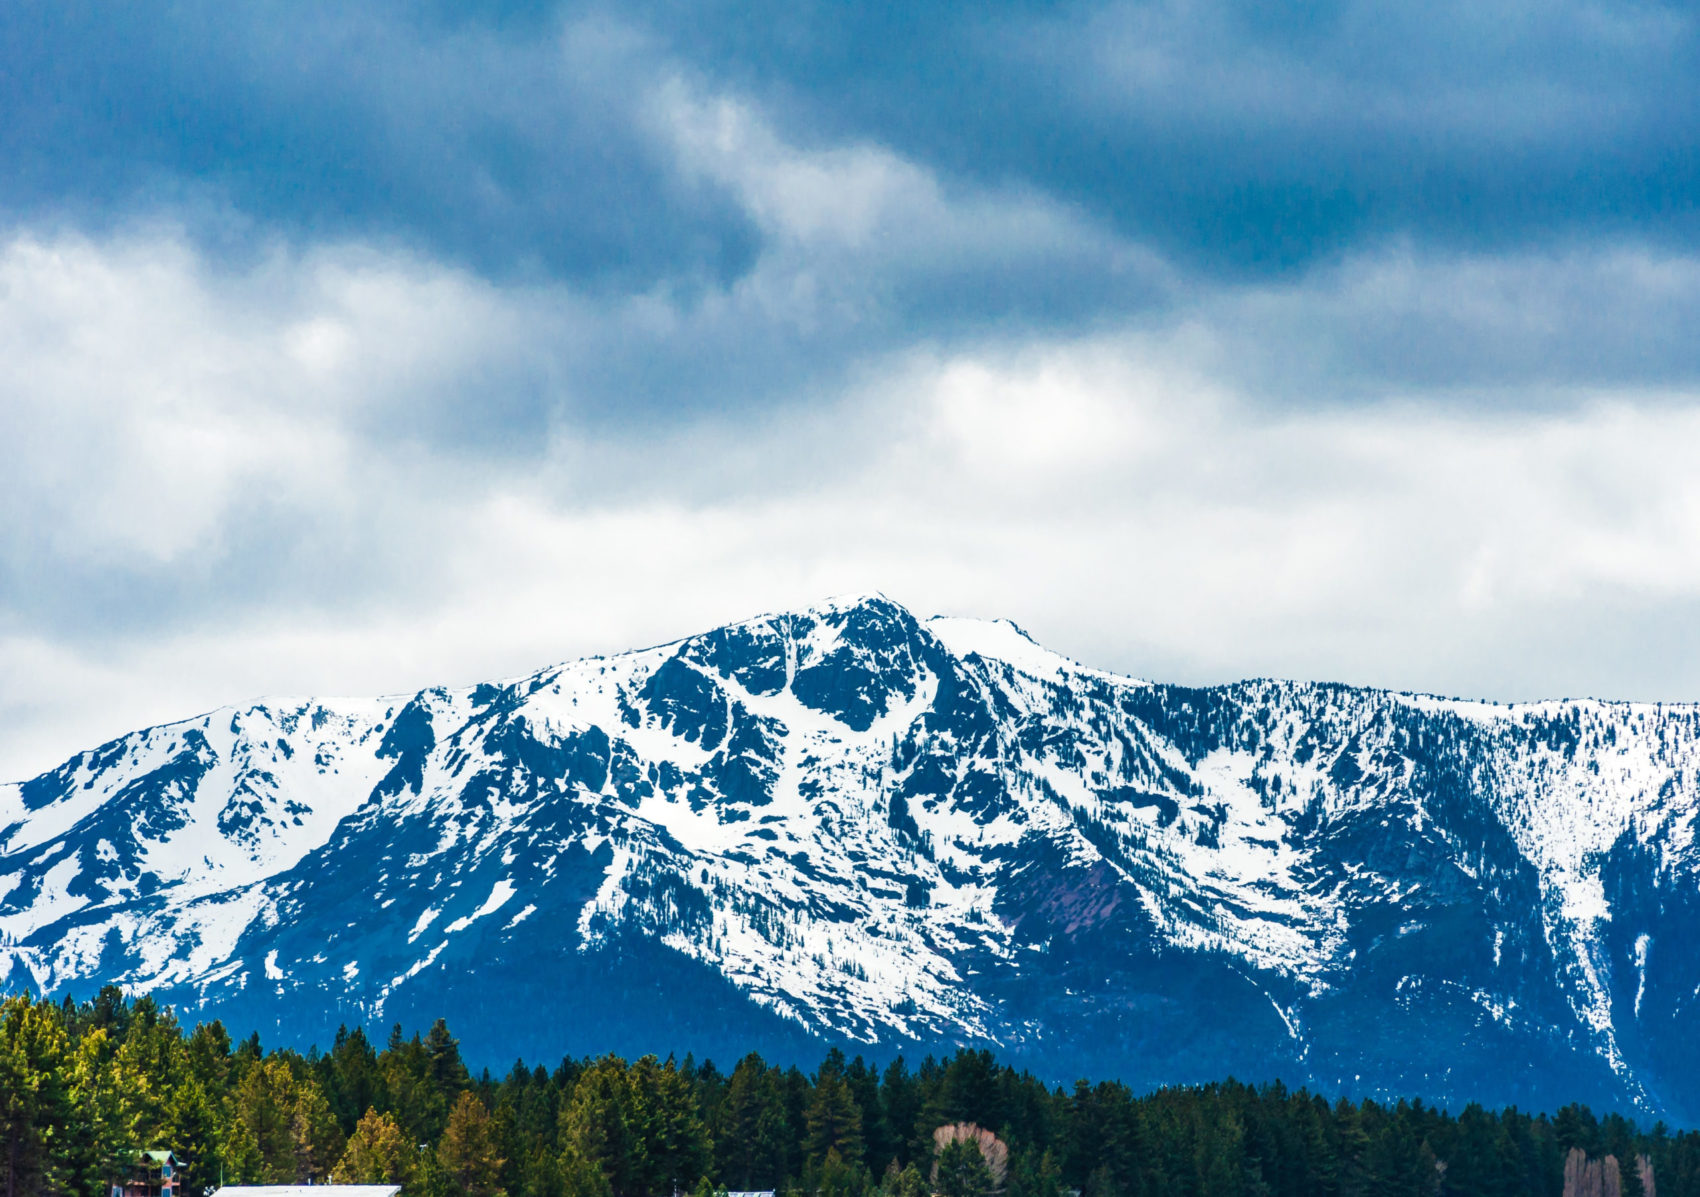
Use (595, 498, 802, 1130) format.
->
(5, 989, 1700, 1197)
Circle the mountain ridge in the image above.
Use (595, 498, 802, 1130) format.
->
(3, 595, 1698, 1121)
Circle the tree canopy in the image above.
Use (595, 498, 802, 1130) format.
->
(3, 988, 1698, 1197)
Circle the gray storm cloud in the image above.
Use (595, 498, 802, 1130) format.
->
(4, 3, 1700, 781)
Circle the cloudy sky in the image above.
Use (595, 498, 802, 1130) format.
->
(5, 0, 1700, 780)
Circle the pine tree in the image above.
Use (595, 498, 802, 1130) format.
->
(524, 1143, 569, 1197)
(438, 1091, 507, 1197)
(384, 1026, 449, 1145)
(807, 1052, 866, 1169)
(325, 1026, 383, 1137)
(810, 1146, 870, 1197)
(113, 997, 188, 1149)
(560, 1056, 635, 1197)
(934, 1053, 1002, 1133)
(490, 1096, 527, 1197)
(715, 1054, 790, 1189)
(426, 1020, 474, 1104)
(1061, 1081, 1100, 1189)
(936, 1138, 996, 1197)
(560, 1144, 615, 1197)
(1193, 1103, 1245, 1197)
(160, 1078, 222, 1197)
(1007, 1149, 1064, 1197)
(291, 1073, 347, 1182)
(65, 1025, 133, 1195)
(1082, 1164, 1119, 1197)
(848, 1058, 889, 1171)
(1330, 1099, 1370, 1197)
(184, 1022, 232, 1102)
(881, 1159, 928, 1197)
(879, 1058, 922, 1172)
(232, 1056, 300, 1182)
(629, 1055, 712, 1197)
(333, 1108, 417, 1186)
(16, 1002, 1700, 1197)
(0, 994, 72, 1197)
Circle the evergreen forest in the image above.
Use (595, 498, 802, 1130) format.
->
(3, 988, 1698, 1197)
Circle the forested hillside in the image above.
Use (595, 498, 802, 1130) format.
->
(3, 990, 1699, 1197)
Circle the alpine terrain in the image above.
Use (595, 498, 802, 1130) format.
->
(3, 596, 1699, 1121)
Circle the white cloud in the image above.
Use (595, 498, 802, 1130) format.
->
(7, 204, 1700, 780)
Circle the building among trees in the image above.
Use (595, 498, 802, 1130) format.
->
(118, 1150, 180, 1197)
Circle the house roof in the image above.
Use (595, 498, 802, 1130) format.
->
(141, 1151, 175, 1163)
(211, 1188, 401, 1197)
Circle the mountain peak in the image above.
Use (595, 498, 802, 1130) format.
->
(808, 590, 907, 616)
(4, 601, 1700, 1121)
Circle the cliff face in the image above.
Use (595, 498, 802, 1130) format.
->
(4, 596, 1700, 1118)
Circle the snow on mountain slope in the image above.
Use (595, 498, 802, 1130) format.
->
(3, 594, 1700, 1119)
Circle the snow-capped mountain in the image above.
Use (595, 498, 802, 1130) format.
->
(4, 595, 1700, 1119)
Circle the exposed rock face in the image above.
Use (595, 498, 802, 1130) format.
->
(4, 595, 1700, 1118)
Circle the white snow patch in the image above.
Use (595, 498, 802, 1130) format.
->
(1635, 934, 1651, 1019)
(408, 907, 440, 943)
(444, 879, 516, 934)
(927, 615, 1135, 685)
(0, 855, 85, 939)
